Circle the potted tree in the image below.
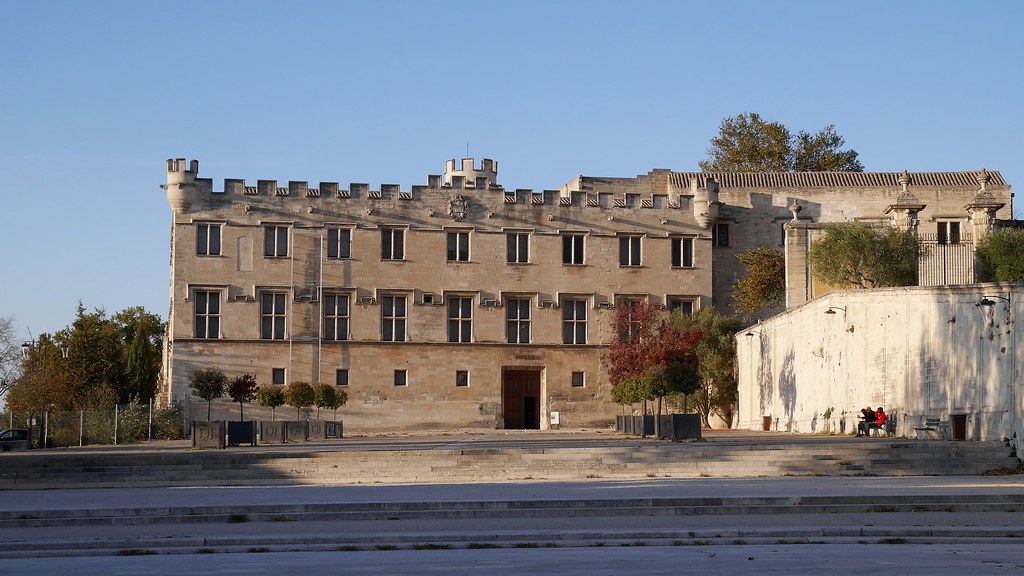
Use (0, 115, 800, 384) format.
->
(255, 385, 285, 443)
(188, 368, 226, 448)
(283, 382, 314, 442)
(226, 374, 258, 446)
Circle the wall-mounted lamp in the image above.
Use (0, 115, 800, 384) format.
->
(824, 306, 847, 315)
(745, 330, 760, 338)
(977, 295, 1010, 307)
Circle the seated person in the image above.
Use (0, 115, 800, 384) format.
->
(857, 406, 876, 437)
(869, 407, 887, 436)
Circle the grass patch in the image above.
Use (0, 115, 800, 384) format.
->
(118, 549, 158, 556)
(227, 514, 249, 523)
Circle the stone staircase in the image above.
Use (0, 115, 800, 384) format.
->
(0, 439, 1016, 490)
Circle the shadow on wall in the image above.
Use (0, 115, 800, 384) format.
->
(758, 335, 773, 417)
(778, 349, 797, 432)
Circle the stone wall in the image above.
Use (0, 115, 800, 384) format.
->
(736, 283, 1023, 453)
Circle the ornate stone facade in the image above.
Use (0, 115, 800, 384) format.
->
(160, 158, 1012, 432)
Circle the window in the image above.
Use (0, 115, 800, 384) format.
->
(562, 299, 588, 344)
(619, 236, 642, 266)
(336, 369, 349, 386)
(447, 296, 473, 343)
(937, 221, 961, 244)
(394, 369, 408, 387)
(571, 371, 585, 388)
(562, 234, 585, 265)
(625, 193, 640, 208)
(506, 298, 531, 344)
(671, 237, 694, 268)
(506, 232, 529, 263)
(196, 223, 221, 256)
(456, 370, 469, 387)
(619, 300, 643, 342)
(381, 295, 407, 342)
(381, 228, 405, 260)
(264, 225, 289, 257)
(272, 368, 285, 385)
(193, 290, 220, 338)
(327, 228, 351, 259)
(668, 297, 695, 316)
(712, 223, 729, 247)
(260, 292, 286, 340)
(447, 231, 470, 262)
(323, 294, 350, 341)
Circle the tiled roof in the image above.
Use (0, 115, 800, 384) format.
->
(667, 171, 1006, 189)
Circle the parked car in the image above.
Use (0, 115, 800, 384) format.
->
(0, 429, 29, 451)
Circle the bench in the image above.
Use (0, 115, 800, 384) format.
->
(868, 415, 897, 437)
(913, 417, 948, 439)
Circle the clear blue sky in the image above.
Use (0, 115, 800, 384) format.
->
(1, 0, 1021, 340)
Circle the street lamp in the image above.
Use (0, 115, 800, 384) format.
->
(824, 306, 847, 315)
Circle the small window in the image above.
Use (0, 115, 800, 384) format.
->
(668, 297, 695, 316)
(327, 228, 351, 259)
(712, 223, 729, 247)
(264, 225, 289, 257)
(625, 193, 640, 208)
(506, 232, 529, 263)
(421, 293, 435, 305)
(336, 369, 349, 386)
(562, 234, 585, 265)
(382, 228, 405, 260)
(571, 371, 585, 388)
(937, 221, 961, 245)
(619, 236, 642, 266)
(455, 370, 469, 387)
(447, 231, 470, 262)
(272, 368, 285, 385)
(394, 369, 408, 387)
(671, 237, 694, 268)
(196, 223, 221, 256)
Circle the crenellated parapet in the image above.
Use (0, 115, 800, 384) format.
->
(444, 157, 498, 188)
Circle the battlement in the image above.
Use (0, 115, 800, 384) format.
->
(444, 157, 498, 188)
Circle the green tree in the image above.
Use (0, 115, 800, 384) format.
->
(809, 223, 919, 288)
(732, 246, 786, 318)
(678, 308, 742, 427)
(189, 367, 226, 420)
(700, 112, 863, 173)
(284, 382, 315, 420)
(326, 388, 348, 421)
(115, 307, 164, 403)
(227, 373, 258, 421)
(312, 383, 335, 420)
(255, 385, 285, 421)
(975, 228, 1024, 282)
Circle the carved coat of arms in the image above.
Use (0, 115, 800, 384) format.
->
(448, 193, 468, 222)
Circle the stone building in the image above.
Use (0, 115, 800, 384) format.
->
(159, 158, 1012, 432)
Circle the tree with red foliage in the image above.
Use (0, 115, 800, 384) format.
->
(608, 301, 702, 421)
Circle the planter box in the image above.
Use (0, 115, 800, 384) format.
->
(325, 421, 344, 438)
(192, 421, 225, 449)
(626, 415, 655, 436)
(227, 421, 256, 446)
(260, 421, 285, 443)
(661, 413, 701, 441)
(308, 420, 327, 440)
(284, 421, 307, 442)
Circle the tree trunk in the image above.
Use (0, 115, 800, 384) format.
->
(239, 402, 244, 422)
(207, 400, 211, 421)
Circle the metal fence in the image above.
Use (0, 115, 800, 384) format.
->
(1, 401, 186, 448)
(919, 233, 976, 286)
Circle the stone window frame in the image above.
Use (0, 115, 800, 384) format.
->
(670, 236, 695, 268)
(618, 234, 643, 267)
(562, 232, 587, 265)
(323, 292, 351, 341)
(571, 371, 585, 388)
(505, 231, 530, 264)
(380, 293, 408, 342)
(455, 370, 469, 387)
(561, 297, 589, 345)
(192, 288, 221, 339)
(446, 230, 471, 262)
(259, 290, 288, 340)
(326, 226, 353, 259)
(336, 369, 349, 387)
(263, 224, 290, 258)
(195, 222, 222, 257)
(446, 294, 474, 343)
(667, 295, 698, 316)
(394, 369, 408, 387)
(505, 296, 532, 344)
(381, 227, 406, 261)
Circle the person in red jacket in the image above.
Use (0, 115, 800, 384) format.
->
(871, 407, 887, 436)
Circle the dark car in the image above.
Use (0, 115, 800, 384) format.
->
(0, 429, 29, 451)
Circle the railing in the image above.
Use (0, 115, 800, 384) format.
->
(1, 401, 186, 448)
(918, 233, 975, 286)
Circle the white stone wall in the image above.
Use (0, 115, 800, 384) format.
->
(736, 283, 1023, 452)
